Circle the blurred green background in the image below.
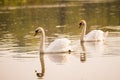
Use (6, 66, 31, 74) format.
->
(0, 0, 120, 48)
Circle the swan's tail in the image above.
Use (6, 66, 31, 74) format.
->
(104, 31, 109, 37)
(103, 31, 109, 40)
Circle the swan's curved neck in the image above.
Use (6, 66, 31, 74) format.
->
(80, 23, 86, 41)
(40, 52, 45, 77)
(40, 28, 45, 53)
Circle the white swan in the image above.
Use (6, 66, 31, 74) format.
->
(34, 27, 71, 53)
(79, 20, 108, 42)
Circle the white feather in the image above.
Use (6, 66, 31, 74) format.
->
(46, 38, 71, 52)
(84, 30, 105, 41)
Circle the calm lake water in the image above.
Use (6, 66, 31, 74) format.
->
(0, 0, 120, 80)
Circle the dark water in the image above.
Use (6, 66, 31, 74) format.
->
(0, 1, 120, 80)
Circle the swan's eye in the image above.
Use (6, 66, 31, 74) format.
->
(35, 30, 39, 33)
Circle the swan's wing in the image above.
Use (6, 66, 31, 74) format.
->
(46, 38, 71, 52)
(95, 30, 105, 40)
(103, 31, 109, 40)
(85, 30, 104, 41)
(85, 30, 97, 41)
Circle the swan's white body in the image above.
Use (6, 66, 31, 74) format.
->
(46, 38, 71, 52)
(34, 27, 71, 53)
(79, 20, 108, 42)
(84, 30, 106, 41)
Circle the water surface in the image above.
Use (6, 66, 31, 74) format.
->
(0, 0, 120, 80)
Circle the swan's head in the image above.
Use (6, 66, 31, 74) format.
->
(79, 20, 86, 28)
(34, 27, 44, 36)
(35, 70, 44, 78)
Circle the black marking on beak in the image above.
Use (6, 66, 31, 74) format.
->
(79, 22, 84, 28)
(79, 22, 82, 26)
(34, 30, 39, 36)
(79, 22, 82, 28)
(35, 30, 39, 33)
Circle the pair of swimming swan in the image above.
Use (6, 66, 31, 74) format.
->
(34, 20, 108, 53)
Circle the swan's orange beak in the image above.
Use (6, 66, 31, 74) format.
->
(34, 32, 37, 36)
(34, 30, 39, 36)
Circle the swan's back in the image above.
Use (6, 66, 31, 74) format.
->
(85, 30, 105, 41)
(46, 38, 71, 52)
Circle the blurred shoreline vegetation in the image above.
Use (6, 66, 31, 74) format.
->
(0, 0, 58, 7)
(0, 0, 119, 37)
(0, 0, 120, 7)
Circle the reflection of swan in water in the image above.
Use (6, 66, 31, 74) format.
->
(80, 41, 86, 62)
(81, 41, 105, 57)
(47, 53, 68, 64)
(73, 40, 105, 61)
(84, 41, 105, 55)
(35, 52, 45, 78)
(34, 27, 71, 53)
(79, 20, 108, 42)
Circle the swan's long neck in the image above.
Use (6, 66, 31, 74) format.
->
(80, 23, 86, 41)
(39, 52, 45, 77)
(40, 28, 45, 53)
